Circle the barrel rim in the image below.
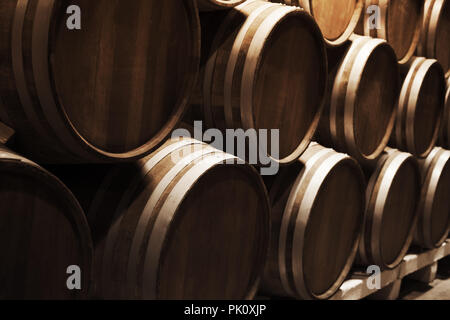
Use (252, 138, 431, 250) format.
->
(365, 151, 421, 269)
(0, 148, 94, 297)
(156, 160, 270, 299)
(306, 0, 364, 47)
(413, 59, 446, 157)
(248, 7, 328, 164)
(418, 148, 450, 248)
(339, 37, 399, 162)
(277, 149, 365, 299)
(47, 0, 201, 161)
(364, 0, 424, 64)
(301, 156, 365, 299)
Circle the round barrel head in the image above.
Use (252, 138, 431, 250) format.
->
(51, 0, 199, 155)
(387, 0, 422, 61)
(414, 62, 445, 156)
(0, 163, 91, 299)
(430, 160, 450, 245)
(310, 0, 359, 41)
(157, 165, 269, 299)
(436, 1, 450, 77)
(253, 11, 327, 162)
(379, 157, 420, 267)
(303, 160, 364, 297)
(354, 43, 398, 158)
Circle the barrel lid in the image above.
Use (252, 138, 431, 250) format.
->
(0, 151, 92, 299)
(50, 0, 200, 159)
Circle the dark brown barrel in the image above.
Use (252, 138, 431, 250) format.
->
(358, 149, 421, 269)
(0, 146, 93, 299)
(358, 0, 424, 64)
(203, 0, 327, 165)
(391, 57, 446, 158)
(198, 0, 247, 11)
(261, 143, 365, 300)
(50, 138, 270, 300)
(414, 147, 450, 248)
(317, 36, 399, 163)
(440, 77, 450, 148)
(273, 0, 364, 47)
(418, 0, 450, 78)
(0, 0, 200, 163)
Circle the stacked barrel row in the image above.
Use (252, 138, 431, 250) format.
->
(0, 0, 448, 300)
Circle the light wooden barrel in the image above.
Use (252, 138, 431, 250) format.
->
(203, 0, 327, 165)
(198, 0, 247, 10)
(317, 36, 399, 163)
(261, 143, 365, 300)
(391, 57, 446, 158)
(358, 0, 424, 64)
(418, 0, 450, 78)
(0, 146, 93, 299)
(358, 149, 421, 269)
(440, 77, 450, 148)
(50, 138, 270, 300)
(414, 147, 450, 248)
(0, 0, 200, 163)
(273, 0, 364, 46)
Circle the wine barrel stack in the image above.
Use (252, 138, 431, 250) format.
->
(0, 0, 448, 300)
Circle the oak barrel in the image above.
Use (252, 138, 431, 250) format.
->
(418, 0, 450, 78)
(414, 147, 450, 248)
(203, 0, 327, 165)
(358, 0, 424, 64)
(440, 76, 450, 148)
(0, 0, 200, 163)
(50, 137, 270, 299)
(272, 0, 364, 47)
(391, 57, 446, 158)
(198, 0, 247, 11)
(358, 149, 421, 269)
(316, 36, 399, 163)
(261, 143, 365, 300)
(0, 146, 93, 299)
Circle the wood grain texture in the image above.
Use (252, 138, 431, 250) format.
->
(358, 149, 421, 269)
(0, 0, 200, 163)
(198, 0, 247, 11)
(358, 0, 424, 64)
(50, 137, 270, 300)
(0, 146, 93, 299)
(261, 143, 365, 300)
(440, 77, 450, 147)
(273, 0, 363, 46)
(391, 57, 445, 158)
(202, 0, 327, 164)
(414, 147, 450, 248)
(316, 36, 399, 163)
(418, 0, 450, 78)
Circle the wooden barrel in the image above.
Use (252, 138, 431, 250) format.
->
(414, 147, 450, 248)
(0, 146, 93, 299)
(50, 138, 270, 300)
(261, 143, 365, 300)
(358, 149, 421, 269)
(273, 0, 364, 46)
(418, 0, 450, 78)
(358, 0, 424, 64)
(198, 0, 247, 11)
(0, 0, 200, 163)
(440, 77, 450, 148)
(203, 0, 327, 165)
(391, 57, 446, 158)
(316, 36, 399, 163)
